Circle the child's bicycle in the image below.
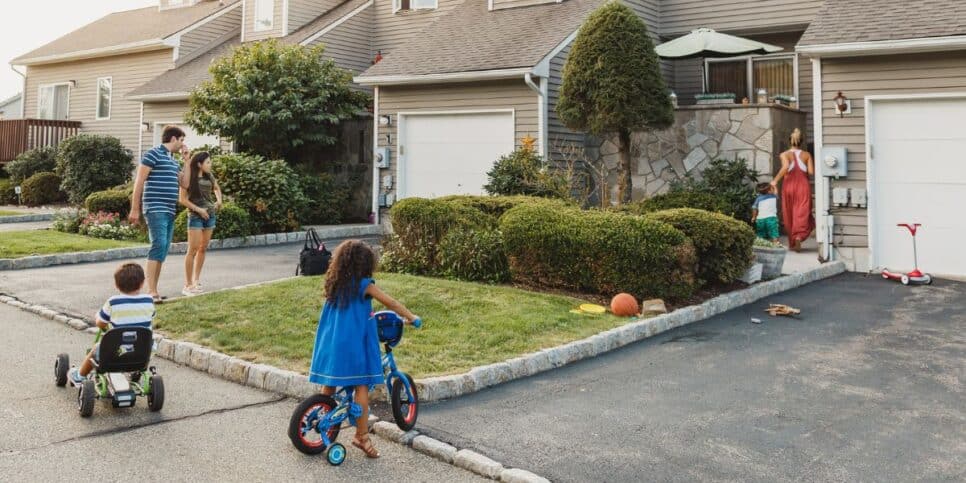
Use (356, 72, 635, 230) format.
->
(54, 326, 164, 417)
(287, 311, 421, 465)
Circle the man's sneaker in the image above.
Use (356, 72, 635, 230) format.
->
(68, 368, 85, 385)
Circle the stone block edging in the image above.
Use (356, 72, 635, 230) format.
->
(0, 223, 384, 271)
(0, 213, 54, 224)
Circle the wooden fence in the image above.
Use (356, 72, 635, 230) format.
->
(0, 119, 81, 163)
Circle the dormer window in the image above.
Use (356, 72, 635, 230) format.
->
(393, 0, 437, 13)
(254, 0, 275, 31)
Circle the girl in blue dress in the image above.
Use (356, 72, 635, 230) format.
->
(309, 240, 419, 458)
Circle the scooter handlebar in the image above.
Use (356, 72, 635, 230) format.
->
(897, 223, 921, 235)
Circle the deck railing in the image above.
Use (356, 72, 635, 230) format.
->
(0, 119, 82, 163)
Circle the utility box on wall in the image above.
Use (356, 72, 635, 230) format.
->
(821, 146, 848, 178)
(375, 147, 391, 169)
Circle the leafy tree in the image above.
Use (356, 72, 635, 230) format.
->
(557, 2, 673, 205)
(185, 40, 370, 161)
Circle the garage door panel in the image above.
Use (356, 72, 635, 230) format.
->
(871, 98, 966, 277)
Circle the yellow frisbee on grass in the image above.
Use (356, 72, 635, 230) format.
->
(578, 303, 607, 314)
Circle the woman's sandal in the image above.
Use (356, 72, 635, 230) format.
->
(352, 435, 380, 458)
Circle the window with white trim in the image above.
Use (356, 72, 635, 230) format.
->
(393, 0, 436, 13)
(96, 77, 112, 120)
(254, 0, 274, 31)
(38, 83, 70, 120)
(706, 54, 795, 102)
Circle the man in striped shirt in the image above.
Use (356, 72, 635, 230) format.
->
(130, 126, 187, 303)
(69, 263, 155, 384)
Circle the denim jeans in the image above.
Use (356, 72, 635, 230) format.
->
(145, 211, 176, 262)
(187, 211, 217, 230)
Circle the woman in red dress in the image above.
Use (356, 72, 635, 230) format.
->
(771, 129, 815, 252)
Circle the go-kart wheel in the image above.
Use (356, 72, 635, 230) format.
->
(391, 373, 419, 431)
(148, 375, 164, 412)
(78, 380, 96, 417)
(288, 394, 341, 455)
(326, 443, 347, 466)
(901, 275, 910, 285)
(924, 275, 933, 285)
(54, 353, 69, 387)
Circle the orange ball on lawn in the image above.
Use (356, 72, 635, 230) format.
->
(610, 293, 639, 317)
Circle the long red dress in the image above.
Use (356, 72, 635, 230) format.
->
(781, 149, 815, 244)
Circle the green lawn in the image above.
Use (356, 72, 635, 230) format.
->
(155, 274, 635, 378)
(0, 230, 143, 258)
(0, 210, 23, 217)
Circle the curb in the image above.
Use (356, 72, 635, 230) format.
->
(0, 213, 55, 224)
(0, 224, 384, 271)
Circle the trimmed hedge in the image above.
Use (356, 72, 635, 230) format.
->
(212, 153, 307, 233)
(644, 208, 754, 286)
(381, 197, 485, 275)
(500, 204, 698, 301)
(435, 195, 574, 220)
(625, 190, 731, 216)
(439, 227, 511, 284)
(0, 178, 18, 205)
(21, 172, 66, 206)
(299, 172, 349, 225)
(173, 202, 254, 243)
(4, 146, 58, 183)
(55, 134, 133, 204)
(85, 189, 132, 219)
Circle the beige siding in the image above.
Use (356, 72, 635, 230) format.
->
(660, 0, 822, 36)
(140, 101, 189, 157)
(243, 0, 284, 41)
(820, 51, 966, 247)
(492, 0, 556, 10)
(288, 0, 341, 32)
(306, 4, 373, 75)
(179, 4, 242, 62)
(23, 49, 175, 155)
(372, 0, 464, 57)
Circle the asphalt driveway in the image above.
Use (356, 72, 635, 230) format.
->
(416, 273, 966, 482)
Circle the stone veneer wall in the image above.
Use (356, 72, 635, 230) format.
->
(584, 105, 806, 201)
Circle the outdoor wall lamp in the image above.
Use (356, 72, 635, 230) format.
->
(141, 122, 151, 132)
(68, 80, 77, 88)
(379, 115, 392, 126)
(834, 91, 851, 117)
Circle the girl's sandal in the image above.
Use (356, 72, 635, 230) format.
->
(352, 435, 380, 458)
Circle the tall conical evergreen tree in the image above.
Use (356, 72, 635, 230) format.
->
(557, 1, 673, 204)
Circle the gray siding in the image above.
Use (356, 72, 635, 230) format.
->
(305, 4, 373, 76)
(819, 51, 966, 248)
(179, 4, 242, 63)
(547, 41, 584, 161)
(372, 0, 464, 58)
(243, 0, 284, 41)
(23, 49, 175, 155)
(288, 0, 342, 32)
(491, 0, 556, 10)
(660, 0, 822, 36)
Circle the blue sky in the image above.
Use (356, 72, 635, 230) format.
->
(1, 0, 156, 101)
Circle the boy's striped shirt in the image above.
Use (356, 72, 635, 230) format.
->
(98, 294, 155, 329)
(141, 145, 180, 215)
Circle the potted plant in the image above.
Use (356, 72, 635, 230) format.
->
(753, 237, 786, 280)
(774, 95, 797, 108)
(695, 93, 736, 105)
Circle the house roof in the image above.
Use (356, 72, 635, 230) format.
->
(798, 0, 966, 47)
(357, 0, 605, 83)
(0, 93, 21, 107)
(284, 0, 373, 46)
(128, 36, 240, 101)
(12, 1, 239, 65)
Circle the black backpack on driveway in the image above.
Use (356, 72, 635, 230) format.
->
(297, 228, 332, 276)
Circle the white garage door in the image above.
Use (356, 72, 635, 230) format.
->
(870, 98, 966, 277)
(399, 111, 514, 198)
(154, 123, 220, 151)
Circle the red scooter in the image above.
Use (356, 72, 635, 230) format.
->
(881, 223, 932, 285)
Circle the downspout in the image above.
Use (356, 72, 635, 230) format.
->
(11, 65, 26, 118)
(524, 72, 546, 157)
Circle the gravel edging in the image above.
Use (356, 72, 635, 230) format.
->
(0, 224, 384, 270)
(0, 213, 55, 224)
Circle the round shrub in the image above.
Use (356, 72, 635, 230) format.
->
(55, 134, 133, 204)
(4, 146, 57, 183)
(436, 195, 575, 220)
(212, 153, 307, 233)
(21, 172, 66, 206)
(173, 202, 254, 243)
(85, 189, 132, 219)
(299, 172, 349, 225)
(0, 178, 18, 205)
(500, 204, 697, 301)
(625, 190, 731, 216)
(439, 227, 511, 284)
(644, 208, 754, 286)
(381, 198, 487, 276)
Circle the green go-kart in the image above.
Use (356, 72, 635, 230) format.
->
(54, 327, 164, 417)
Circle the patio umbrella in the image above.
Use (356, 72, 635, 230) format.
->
(656, 28, 784, 93)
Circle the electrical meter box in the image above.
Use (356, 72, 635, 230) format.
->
(821, 146, 848, 178)
(851, 188, 867, 208)
(375, 147, 391, 169)
(832, 187, 850, 207)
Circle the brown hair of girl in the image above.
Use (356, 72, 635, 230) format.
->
(187, 151, 212, 201)
(324, 240, 377, 308)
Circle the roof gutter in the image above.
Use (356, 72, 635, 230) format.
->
(13, 38, 175, 66)
(127, 91, 191, 102)
(354, 68, 532, 86)
(797, 35, 966, 58)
